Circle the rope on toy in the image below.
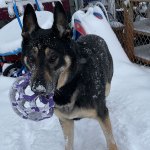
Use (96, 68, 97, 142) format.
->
(9, 72, 55, 121)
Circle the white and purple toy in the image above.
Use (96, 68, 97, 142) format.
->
(9, 73, 55, 121)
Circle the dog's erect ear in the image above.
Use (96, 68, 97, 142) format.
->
(53, 2, 71, 38)
(22, 4, 39, 38)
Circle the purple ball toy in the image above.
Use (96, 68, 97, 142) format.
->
(9, 73, 55, 121)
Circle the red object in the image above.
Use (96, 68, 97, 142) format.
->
(74, 19, 86, 35)
(3, 53, 21, 62)
(0, 53, 21, 72)
(0, 8, 9, 20)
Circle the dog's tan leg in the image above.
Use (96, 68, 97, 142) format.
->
(97, 114, 117, 150)
(60, 119, 74, 150)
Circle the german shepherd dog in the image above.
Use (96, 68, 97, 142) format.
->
(21, 2, 117, 150)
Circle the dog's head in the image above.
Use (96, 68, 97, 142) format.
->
(22, 2, 74, 94)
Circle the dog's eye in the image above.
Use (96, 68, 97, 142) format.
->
(28, 55, 35, 63)
(49, 54, 58, 63)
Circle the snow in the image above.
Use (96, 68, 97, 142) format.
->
(0, 0, 6, 8)
(134, 44, 150, 61)
(0, 5, 150, 150)
(110, 21, 124, 28)
(134, 18, 150, 34)
(123, 0, 130, 7)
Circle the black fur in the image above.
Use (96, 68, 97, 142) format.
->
(22, 2, 113, 120)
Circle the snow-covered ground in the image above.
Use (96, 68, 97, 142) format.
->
(0, 6, 150, 150)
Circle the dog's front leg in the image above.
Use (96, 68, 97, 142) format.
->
(60, 119, 74, 150)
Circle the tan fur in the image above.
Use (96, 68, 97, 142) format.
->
(55, 108, 97, 120)
(45, 48, 59, 66)
(33, 46, 38, 54)
(57, 55, 71, 89)
(55, 87, 96, 121)
(24, 56, 31, 70)
(97, 115, 117, 150)
(44, 70, 52, 81)
(105, 82, 111, 97)
(31, 47, 38, 61)
(60, 119, 74, 150)
(45, 47, 50, 56)
(55, 89, 79, 112)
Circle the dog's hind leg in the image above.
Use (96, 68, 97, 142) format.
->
(97, 112, 117, 150)
(60, 119, 74, 150)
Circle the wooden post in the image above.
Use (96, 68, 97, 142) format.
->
(123, 2, 136, 62)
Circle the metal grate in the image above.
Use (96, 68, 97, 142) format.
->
(75, 0, 150, 66)
(110, 0, 150, 66)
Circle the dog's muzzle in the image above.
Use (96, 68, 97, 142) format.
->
(31, 79, 47, 94)
(31, 70, 59, 94)
(31, 78, 57, 95)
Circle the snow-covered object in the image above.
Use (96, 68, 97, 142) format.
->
(135, 15, 146, 22)
(107, 0, 116, 19)
(7, 3, 15, 18)
(72, 5, 129, 63)
(38, 0, 44, 11)
(95, 1, 109, 21)
(17, 2, 24, 16)
(110, 21, 124, 28)
(146, 3, 150, 18)
(123, 0, 130, 7)
(0, 0, 7, 8)
(138, 2, 147, 14)
(0, 11, 53, 55)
